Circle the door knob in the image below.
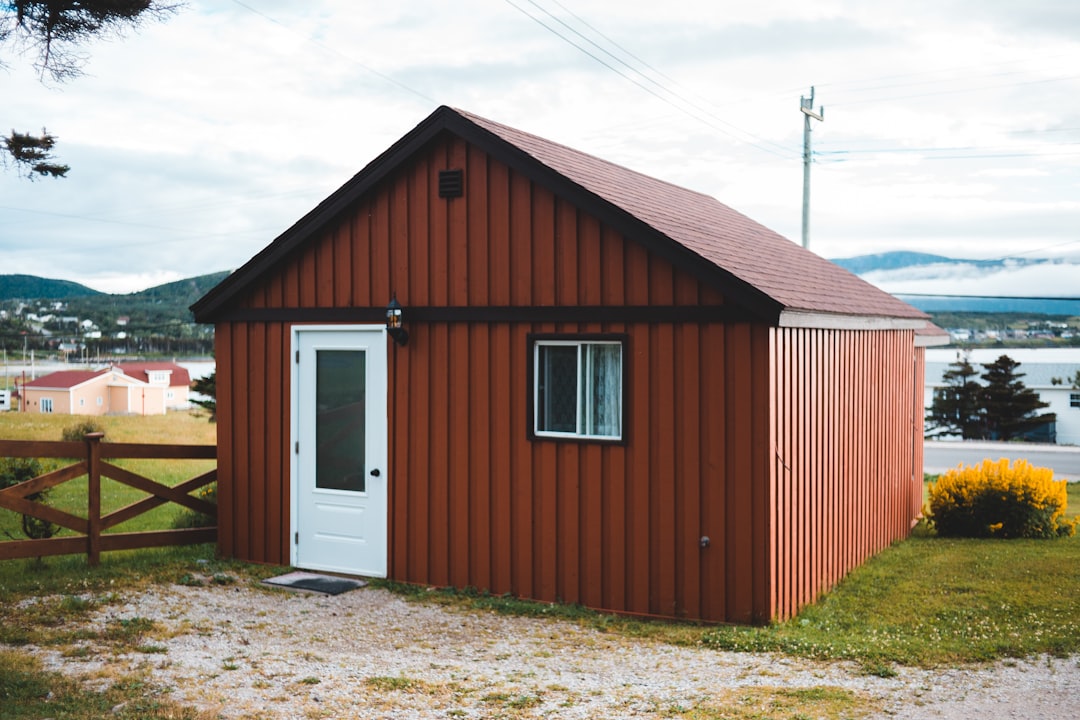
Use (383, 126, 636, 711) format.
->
(369, 468, 381, 477)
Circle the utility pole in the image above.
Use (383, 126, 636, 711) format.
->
(800, 87, 824, 249)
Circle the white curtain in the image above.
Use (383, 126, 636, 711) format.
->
(586, 343, 621, 437)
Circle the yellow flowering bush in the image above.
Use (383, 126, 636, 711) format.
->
(172, 482, 217, 529)
(926, 458, 1076, 539)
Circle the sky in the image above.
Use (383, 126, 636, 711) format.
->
(2, 0, 1079, 295)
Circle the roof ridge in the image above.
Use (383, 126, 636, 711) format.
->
(193, 105, 927, 324)
(451, 107, 717, 202)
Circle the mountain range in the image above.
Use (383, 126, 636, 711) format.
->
(2, 250, 1078, 318)
(829, 251, 1050, 275)
(0, 272, 230, 330)
(0, 273, 229, 304)
(829, 252, 1080, 315)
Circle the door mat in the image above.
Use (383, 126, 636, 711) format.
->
(261, 571, 367, 595)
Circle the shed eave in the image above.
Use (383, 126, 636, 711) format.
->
(915, 332, 952, 347)
(778, 310, 928, 331)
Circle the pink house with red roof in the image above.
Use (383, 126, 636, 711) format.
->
(116, 362, 191, 409)
(20, 367, 167, 416)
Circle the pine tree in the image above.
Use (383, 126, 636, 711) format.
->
(926, 356, 984, 439)
(980, 355, 1055, 441)
(191, 370, 216, 422)
(0, 1, 176, 178)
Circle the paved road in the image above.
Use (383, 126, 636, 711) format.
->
(925, 440, 1080, 480)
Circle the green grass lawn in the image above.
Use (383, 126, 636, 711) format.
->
(379, 477, 1080, 670)
(694, 527, 1080, 668)
(0, 415, 1078, 716)
(0, 412, 216, 539)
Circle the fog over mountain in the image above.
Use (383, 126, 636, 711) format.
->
(830, 252, 1080, 313)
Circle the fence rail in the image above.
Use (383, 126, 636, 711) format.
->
(0, 433, 216, 564)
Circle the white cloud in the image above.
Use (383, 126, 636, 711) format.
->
(2, 0, 1079, 292)
(864, 260, 1080, 297)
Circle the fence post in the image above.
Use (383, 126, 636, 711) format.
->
(86, 432, 105, 566)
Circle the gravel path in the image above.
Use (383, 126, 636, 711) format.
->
(26, 582, 1079, 719)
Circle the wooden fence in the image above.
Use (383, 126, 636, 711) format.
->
(0, 433, 216, 564)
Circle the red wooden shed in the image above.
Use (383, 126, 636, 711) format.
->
(192, 106, 942, 624)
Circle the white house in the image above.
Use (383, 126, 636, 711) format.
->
(925, 348, 1080, 446)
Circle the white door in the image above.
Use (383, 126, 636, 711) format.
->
(292, 326, 387, 577)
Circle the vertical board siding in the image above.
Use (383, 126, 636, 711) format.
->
(215, 321, 292, 565)
(387, 320, 768, 622)
(769, 327, 920, 621)
(216, 134, 919, 623)
(240, 138, 727, 312)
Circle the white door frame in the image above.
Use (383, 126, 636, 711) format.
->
(289, 324, 388, 576)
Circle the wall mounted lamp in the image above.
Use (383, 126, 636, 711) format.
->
(385, 296, 409, 346)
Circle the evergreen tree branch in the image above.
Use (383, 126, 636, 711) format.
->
(2, 127, 69, 178)
(1, 2, 180, 177)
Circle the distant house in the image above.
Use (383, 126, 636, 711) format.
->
(20, 368, 166, 416)
(925, 348, 1080, 445)
(116, 362, 191, 409)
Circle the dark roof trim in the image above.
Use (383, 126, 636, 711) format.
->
(191, 106, 781, 324)
(192, 110, 457, 321)
(209, 304, 758, 325)
(441, 113, 783, 321)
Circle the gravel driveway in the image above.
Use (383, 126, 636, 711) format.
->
(26, 582, 1079, 719)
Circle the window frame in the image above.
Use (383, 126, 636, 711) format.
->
(1071, 392, 1080, 409)
(527, 333, 627, 444)
(40, 397, 53, 413)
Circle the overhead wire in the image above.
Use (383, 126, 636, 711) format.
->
(894, 293, 1080, 301)
(7, 2, 1076, 271)
(829, 73, 1080, 107)
(534, 0, 795, 159)
(0, 204, 293, 242)
(228, 0, 434, 104)
(503, 0, 800, 159)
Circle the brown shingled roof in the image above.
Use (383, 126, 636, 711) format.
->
(22, 369, 110, 390)
(117, 362, 191, 386)
(192, 106, 927, 325)
(458, 109, 925, 321)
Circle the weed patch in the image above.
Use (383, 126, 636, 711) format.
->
(374, 493, 1080, 668)
(0, 649, 210, 719)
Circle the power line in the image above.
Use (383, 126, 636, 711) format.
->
(829, 73, 1080, 107)
(503, 0, 800, 159)
(0, 204, 288, 243)
(534, 0, 795, 159)
(228, 0, 434, 104)
(815, 143, 1080, 162)
(895, 293, 1080, 301)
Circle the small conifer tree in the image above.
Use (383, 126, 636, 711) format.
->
(926, 356, 984, 439)
(981, 355, 1055, 441)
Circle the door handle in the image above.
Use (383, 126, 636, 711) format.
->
(369, 468, 381, 477)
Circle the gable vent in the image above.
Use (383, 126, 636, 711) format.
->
(438, 169, 464, 198)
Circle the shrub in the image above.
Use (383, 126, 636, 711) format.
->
(60, 420, 105, 442)
(172, 482, 216, 529)
(925, 458, 1076, 539)
(0, 457, 57, 539)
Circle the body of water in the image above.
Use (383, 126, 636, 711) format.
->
(926, 347, 1080, 364)
(2, 358, 214, 382)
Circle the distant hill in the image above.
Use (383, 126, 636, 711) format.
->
(125, 272, 231, 303)
(0, 271, 230, 330)
(830, 251, 1080, 315)
(0, 274, 103, 300)
(829, 251, 1044, 275)
(900, 295, 1080, 315)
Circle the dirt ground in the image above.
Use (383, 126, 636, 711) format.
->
(25, 582, 1080, 719)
